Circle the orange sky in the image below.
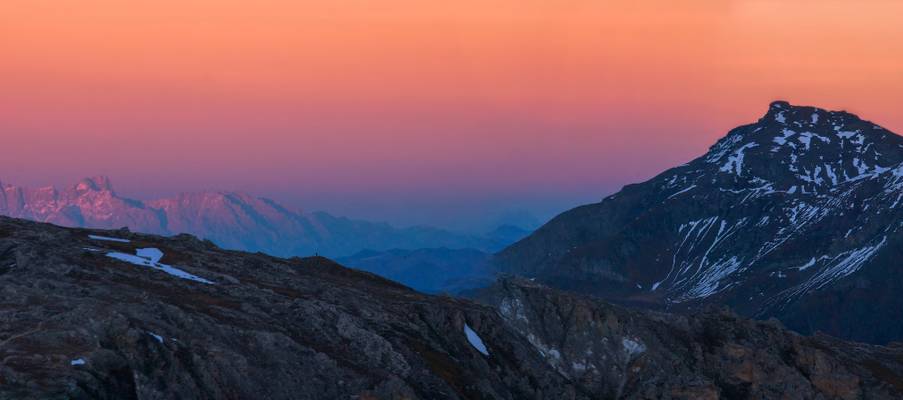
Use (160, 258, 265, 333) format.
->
(3, 0, 903, 229)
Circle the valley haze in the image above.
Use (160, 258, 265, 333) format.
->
(0, 176, 524, 259)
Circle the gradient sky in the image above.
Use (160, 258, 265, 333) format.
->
(3, 0, 903, 231)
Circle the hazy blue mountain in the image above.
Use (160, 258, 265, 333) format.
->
(484, 224, 532, 247)
(337, 247, 495, 294)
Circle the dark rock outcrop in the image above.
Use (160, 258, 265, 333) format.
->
(476, 277, 903, 400)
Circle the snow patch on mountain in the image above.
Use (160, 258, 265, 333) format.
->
(107, 248, 214, 284)
(89, 235, 130, 243)
(775, 111, 786, 124)
(779, 236, 888, 303)
(718, 143, 758, 176)
(464, 324, 489, 356)
(622, 338, 646, 357)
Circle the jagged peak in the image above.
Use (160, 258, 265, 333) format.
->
(695, 102, 903, 194)
(760, 100, 861, 127)
(710, 102, 893, 154)
(74, 176, 114, 193)
(167, 190, 257, 202)
(769, 100, 791, 110)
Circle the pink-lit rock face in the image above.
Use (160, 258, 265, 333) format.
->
(0, 176, 160, 231)
(0, 177, 500, 258)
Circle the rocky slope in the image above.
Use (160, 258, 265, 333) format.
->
(476, 277, 903, 400)
(496, 101, 903, 344)
(0, 217, 576, 399)
(0, 217, 903, 399)
(0, 177, 500, 258)
(2, 216, 903, 399)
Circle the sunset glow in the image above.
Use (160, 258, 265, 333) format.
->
(4, 0, 903, 228)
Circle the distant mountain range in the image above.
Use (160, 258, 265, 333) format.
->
(331, 221, 531, 295)
(497, 101, 903, 344)
(0, 176, 514, 258)
(337, 248, 495, 294)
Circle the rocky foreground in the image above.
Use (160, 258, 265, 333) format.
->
(1, 217, 903, 399)
(477, 278, 903, 399)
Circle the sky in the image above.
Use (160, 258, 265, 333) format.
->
(3, 0, 903, 231)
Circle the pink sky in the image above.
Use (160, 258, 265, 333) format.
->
(3, 1, 903, 230)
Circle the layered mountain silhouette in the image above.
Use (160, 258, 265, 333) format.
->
(337, 247, 495, 294)
(497, 101, 903, 344)
(0, 177, 504, 258)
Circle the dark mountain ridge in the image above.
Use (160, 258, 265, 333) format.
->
(497, 101, 903, 344)
(2, 216, 903, 399)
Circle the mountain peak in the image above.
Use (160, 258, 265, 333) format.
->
(760, 100, 860, 127)
(499, 103, 903, 344)
(74, 176, 114, 193)
(768, 100, 791, 111)
(700, 102, 903, 193)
